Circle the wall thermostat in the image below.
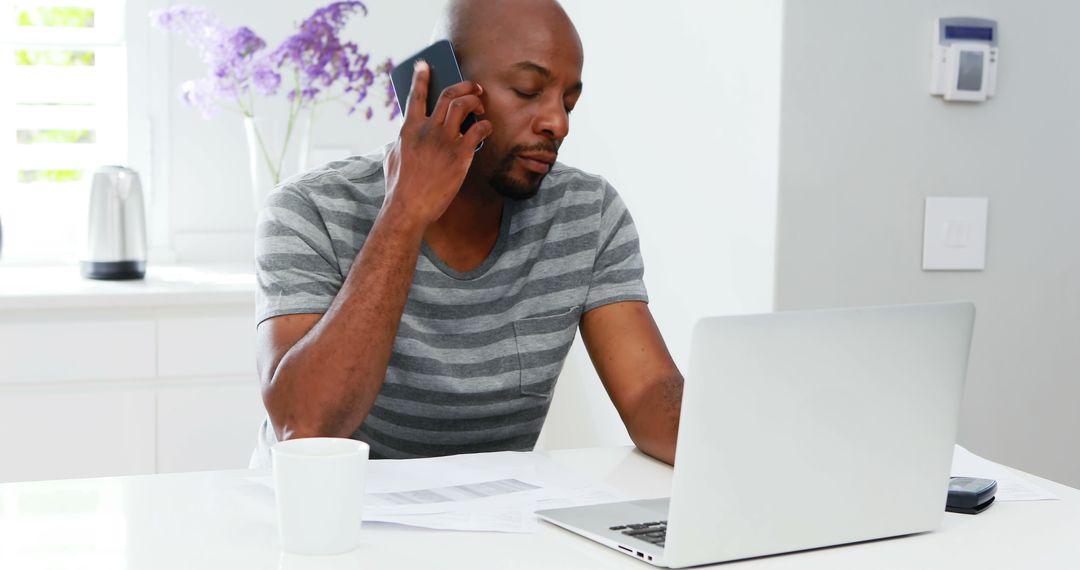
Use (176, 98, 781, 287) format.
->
(930, 17, 998, 102)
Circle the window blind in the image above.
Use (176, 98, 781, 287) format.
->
(0, 0, 128, 262)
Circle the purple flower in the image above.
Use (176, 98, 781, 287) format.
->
(252, 62, 281, 95)
(150, 6, 270, 115)
(152, 3, 396, 120)
(377, 59, 400, 119)
(226, 26, 265, 58)
(179, 79, 217, 118)
(268, 1, 394, 116)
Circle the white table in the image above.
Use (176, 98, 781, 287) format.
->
(1, 447, 1078, 569)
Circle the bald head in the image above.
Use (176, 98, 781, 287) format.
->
(427, 0, 585, 201)
(431, 0, 582, 75)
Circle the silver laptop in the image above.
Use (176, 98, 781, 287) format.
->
(537, 302, 975, 567)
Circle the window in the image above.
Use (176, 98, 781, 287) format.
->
(0, 0, 128, 263)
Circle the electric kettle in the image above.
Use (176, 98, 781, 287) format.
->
(81, 165, 147, 280)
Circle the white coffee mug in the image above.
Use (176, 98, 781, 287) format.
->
(272, 437, 369, 555)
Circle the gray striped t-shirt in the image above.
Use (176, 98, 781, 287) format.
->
(252, 144, 648, 462)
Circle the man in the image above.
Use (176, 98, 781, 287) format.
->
(252, 0, 683, 465)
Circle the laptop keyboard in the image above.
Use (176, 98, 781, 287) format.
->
(609, 521, 667, 548)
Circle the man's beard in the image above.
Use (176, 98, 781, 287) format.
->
(488, 143, 557, 201)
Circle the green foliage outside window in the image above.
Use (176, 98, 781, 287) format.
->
(9, 8, 105, 190)
(14, 48, 95, 66)
(17, 170, 85, 183)
(16, 129, 96, 144)
(16, 6, 95, 28)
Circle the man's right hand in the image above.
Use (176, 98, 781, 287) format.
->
(383, 60, 493, 228)
(260, 64, 493, 442)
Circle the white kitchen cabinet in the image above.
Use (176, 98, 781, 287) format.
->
(157, 314, 257, 378)
(156, 380, 266, 473)
(0, 265, 264, 483)
(0, 385, 156, 482)
(0, 319, 156, 384)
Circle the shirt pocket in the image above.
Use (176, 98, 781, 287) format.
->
(513, 306, 582, 398)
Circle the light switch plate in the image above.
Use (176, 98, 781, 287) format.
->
(923, 197, 988, 271)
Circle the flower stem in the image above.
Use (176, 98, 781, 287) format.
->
(255, 124, 281, 185)
(274, 71, 304, 183)
(237, 97, 281, 185)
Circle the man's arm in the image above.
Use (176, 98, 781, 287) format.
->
(257, 209, 425, 441)
(579, 301, 683, 465)
(257, 61, 493, 441)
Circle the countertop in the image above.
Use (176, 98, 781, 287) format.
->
(0, 264, 257, 310)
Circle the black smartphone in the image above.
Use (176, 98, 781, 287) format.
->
(946, 477, 997, 514)
(391, 39, 481, 147)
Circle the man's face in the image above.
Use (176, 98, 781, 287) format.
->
(459, 23, 583, 201)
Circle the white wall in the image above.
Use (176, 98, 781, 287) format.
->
(775, 1, 1080, 486)
(147, 0, 782, 448)
(542, 0, 781, 447)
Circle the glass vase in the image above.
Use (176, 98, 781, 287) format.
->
(244, 115, 311, 215)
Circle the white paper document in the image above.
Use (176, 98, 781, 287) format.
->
(368, 478, 540, 507)
(251, 451, 629, 533)
(951, 444, 1059, 501)
(362, 451, 629, 532)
